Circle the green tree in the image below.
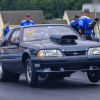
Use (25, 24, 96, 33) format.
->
(0, 0, 92, 19)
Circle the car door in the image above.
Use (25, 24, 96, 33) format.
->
(1, 29, 23, 71)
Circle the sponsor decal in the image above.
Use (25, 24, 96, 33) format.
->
(79, 20, 83, 26)
(27, 30, 33, 33)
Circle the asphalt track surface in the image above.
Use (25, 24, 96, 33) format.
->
(0, 72, 100, 100)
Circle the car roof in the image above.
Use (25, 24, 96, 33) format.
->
(13, 24, 69, 29)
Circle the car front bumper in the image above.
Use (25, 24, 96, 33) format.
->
(31, 55, 100, 72)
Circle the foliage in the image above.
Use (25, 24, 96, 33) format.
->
(0, 0, 92, 19)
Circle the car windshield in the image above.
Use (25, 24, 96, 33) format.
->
(23, 26, 81, 41)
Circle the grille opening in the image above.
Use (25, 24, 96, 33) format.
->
(64, 51, 86, 56)
(51, 67, 60, 71)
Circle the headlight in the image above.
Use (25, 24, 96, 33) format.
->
(37, 50, 63, 57)
(88, 47, 100, 55)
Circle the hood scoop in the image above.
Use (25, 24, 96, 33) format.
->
(50, 33, 78, 43)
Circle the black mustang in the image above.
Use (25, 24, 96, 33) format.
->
(0, 24, 100, 87)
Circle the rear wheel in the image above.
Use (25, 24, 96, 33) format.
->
(87, 70, 100, 83)
(0, 62, 20, 82)
(0, 62, 10, 82)
(0, 62, 4, 81)
(25, 59, 38, 87)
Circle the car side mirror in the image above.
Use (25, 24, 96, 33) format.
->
(10, 41, 19, 46)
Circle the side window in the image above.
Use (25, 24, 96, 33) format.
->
(1, 30, 12, 46)
(10, 30, 20, 42)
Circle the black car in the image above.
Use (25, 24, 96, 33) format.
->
(0, 24, 100, 87)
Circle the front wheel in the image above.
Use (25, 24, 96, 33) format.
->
(87, 70, 100, 83)
(25, 59, 38, 87)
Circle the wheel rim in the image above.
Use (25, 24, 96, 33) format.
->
(27, 63, 32, 82)
(0, 62, 3, 79)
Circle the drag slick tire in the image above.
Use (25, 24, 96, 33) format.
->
(25, 59, 38, 87)
(87, 70, 100, 83)
(0, 62, 20, 82)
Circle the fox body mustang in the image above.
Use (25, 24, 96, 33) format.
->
(0, 24, 100, 87)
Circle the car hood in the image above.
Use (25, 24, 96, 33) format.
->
(23, 39, 100, 52)
(41, 39, 100, 51)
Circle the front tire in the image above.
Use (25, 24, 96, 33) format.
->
(25, 59, 38, 87)
(87, 70, 100, 83)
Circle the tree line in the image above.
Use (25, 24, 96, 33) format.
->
(0, 0, 92, 19)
